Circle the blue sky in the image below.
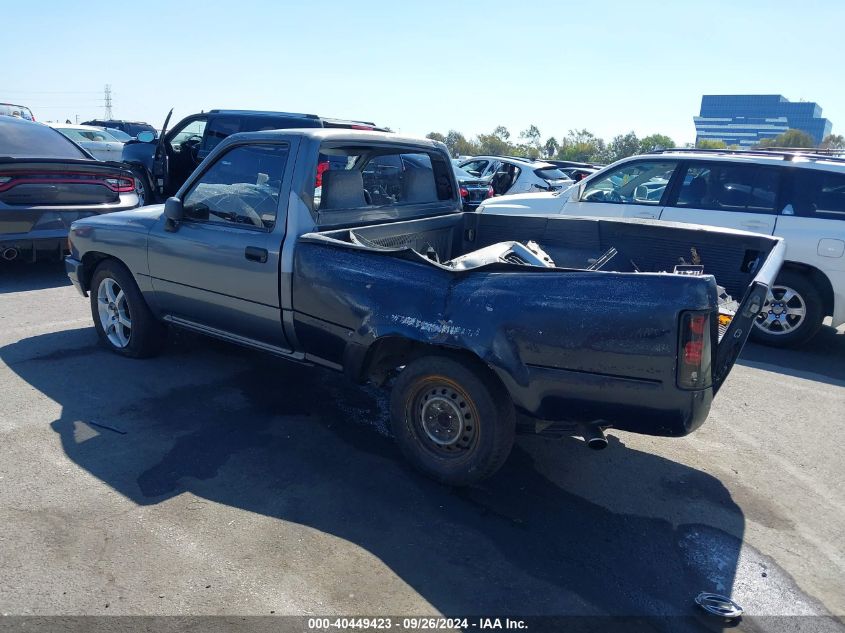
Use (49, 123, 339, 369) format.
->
(3, 0, 843, 145)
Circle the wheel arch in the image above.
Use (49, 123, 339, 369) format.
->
(780, 261, 834, 317)
(355, 336, 508, 393)
(79, 252, 123, 293)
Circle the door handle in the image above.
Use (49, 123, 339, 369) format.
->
(741, 221, 768, 228)
(244, 246, 268, 263)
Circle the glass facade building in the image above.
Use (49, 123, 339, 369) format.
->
(694, 95, 832, 147)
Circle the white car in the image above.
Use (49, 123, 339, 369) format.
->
(458, 156, 573, 196)
(47, 123, 124, 161)
(478, 149, 845, 348)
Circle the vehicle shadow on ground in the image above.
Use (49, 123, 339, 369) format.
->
(0, 260, 70, 294)
(738, 325, 845, 386)
(2, 328, 745, 626)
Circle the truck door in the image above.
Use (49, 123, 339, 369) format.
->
(563, 158, 678, 219)
(147, 139, 297, 349)
(659, 162, 779, 235)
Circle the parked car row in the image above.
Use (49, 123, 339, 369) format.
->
(479, 148, 845, 347)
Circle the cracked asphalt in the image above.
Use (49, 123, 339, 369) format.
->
(0, 262, 843, 630)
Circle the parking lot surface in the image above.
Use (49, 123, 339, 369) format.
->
(1, 263, 843, 625)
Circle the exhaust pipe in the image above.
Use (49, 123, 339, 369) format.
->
(2, 247, 19, 261)
(582, 425, 608, 450)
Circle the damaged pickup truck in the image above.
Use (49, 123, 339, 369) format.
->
(65, 130, 785, 485)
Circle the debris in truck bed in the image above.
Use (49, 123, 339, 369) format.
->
(444, 241, 555, 270)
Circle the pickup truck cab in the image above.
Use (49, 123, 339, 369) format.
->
(66, 130, 784, 485)
(121, 109, 386, 206)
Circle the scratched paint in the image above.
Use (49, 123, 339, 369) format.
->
(389, 315, 480, 338)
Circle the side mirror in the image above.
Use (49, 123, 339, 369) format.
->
(136, 131, 155, 143)
(163, 197, 183, 232)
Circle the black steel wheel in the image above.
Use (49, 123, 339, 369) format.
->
(390, 355, 515, 486)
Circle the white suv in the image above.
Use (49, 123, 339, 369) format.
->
(478, 149, 845, 348)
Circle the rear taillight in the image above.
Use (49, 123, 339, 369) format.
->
(315, 160, 330, 188)
(677, 311, 713, 389)
(486, 185, 495, 198)
(460, 186, 469, 198)
(104, 176, 135, 192)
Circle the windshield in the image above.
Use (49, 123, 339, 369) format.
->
(534, 167, 569, 180)
(0, 119, 88, 159)
(453, 166, 477, 180)
(103, 127, 131, 141)
(56, 127, 119, 143)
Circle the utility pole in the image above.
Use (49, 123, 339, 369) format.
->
(104, 84, 113, 120)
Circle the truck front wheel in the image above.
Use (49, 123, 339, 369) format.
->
(89, 260, 164, 358)
(389, 355, 515, 486)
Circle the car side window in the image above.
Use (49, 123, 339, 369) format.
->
(582, 161, 676, 205)
(201, 116, 241, 153)
(182, 143, 289, 230)
(787, 170, 845, 220)
(671, 163, 780, 213)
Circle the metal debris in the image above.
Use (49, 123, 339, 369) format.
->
(695, 592, 744, 618)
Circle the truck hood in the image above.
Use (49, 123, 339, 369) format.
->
(73, 204, 163, 232)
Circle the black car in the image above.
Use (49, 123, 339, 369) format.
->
(81, 119, 157, 139)
(0, 117, 139, 262)
(121, 109, 388, 205)
(453, 164, 494, 210)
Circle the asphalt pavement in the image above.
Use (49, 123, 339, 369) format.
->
(1, 262, 843, 629)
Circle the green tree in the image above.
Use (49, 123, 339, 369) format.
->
(425, 132, 446, 143)
(639, 133, 674, 153)
(820, 134, 845, 149)
(476, 126, 513, 156)
(605, 131, 640, 163)
(519, 125, 542, 159)
(757, 129, 815, 148)
(543, 136, 560, 158)
(557, 129, 605, 163)
(444, 130, 478, 157)
(696, 139, 727, 149)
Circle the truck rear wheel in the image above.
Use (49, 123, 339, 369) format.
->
(389, 355, 515, 486)
(750, 270, 824, 348)
(90, 260, 164, 358)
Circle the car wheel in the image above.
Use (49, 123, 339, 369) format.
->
(389, 355, 515, 486)
(89, 260, 164, 358)
(750, 270, 824, 348)
(132, 170, 153, 206)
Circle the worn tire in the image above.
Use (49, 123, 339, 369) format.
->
(749, 270, 824, 348)
(89, 259, 164, 358)
(389, 355, 515, 486)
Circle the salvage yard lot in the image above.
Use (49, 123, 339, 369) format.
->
(1, 263, 844, 621)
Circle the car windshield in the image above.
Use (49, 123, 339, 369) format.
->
(0, 120, 88, 159)
(534, 167, 569, 180)
(57, 127, 119, 142)
(453, 166, 477, 179)
(103, 127, 131, 141)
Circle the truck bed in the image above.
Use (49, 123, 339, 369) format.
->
(294, 212, 784, 436)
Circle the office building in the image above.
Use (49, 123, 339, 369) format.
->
(694, 95, 832, 147)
